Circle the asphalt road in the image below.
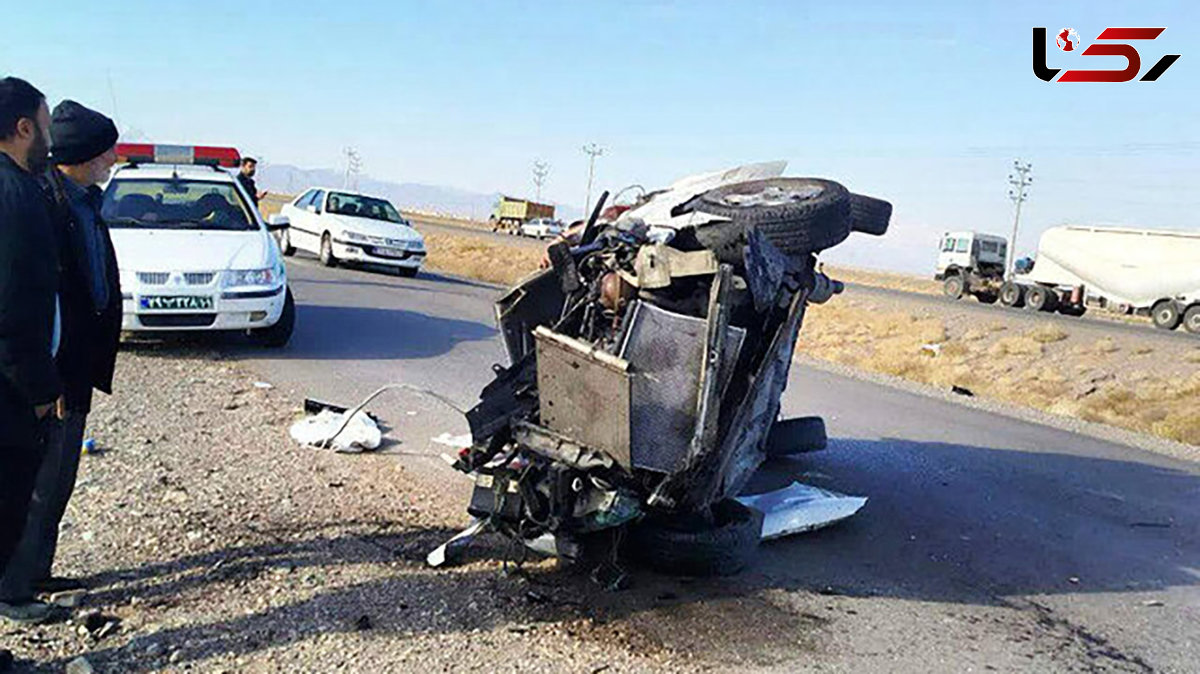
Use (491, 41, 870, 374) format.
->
(233, 257, 1199, 671)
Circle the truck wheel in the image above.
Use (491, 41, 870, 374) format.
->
(1025, 286, 1058, 312)
(1058, 304, 1087, 317)
(1182, 305, 1200, 334)
(1151, 299, 1182, 330)
(942, 275, 965, 300)
(690, 178, 852, 263)
(976, 292, 999, 305)
(627, 499, 762, 577)
(999, 282, 1025, 308)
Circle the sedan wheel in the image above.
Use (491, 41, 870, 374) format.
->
(319, 233, 338, 267)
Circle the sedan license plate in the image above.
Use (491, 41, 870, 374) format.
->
(374, 247, 408, 259)
(140, 295, 214, 310)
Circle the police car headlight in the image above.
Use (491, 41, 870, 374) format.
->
(225, 268, 276, 287)
(342, 230, 367, 243)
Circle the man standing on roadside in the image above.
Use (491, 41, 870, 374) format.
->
(0, 76, 63, 627)
(236, 156, 267, 209)
(0, 101, 121, 617)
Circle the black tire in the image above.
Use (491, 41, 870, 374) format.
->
(942, 275, 965, 300)
(999, 281, 1025, 308)
(319, 233, 338, 267)
(764, 416, 827, 457)
(1058, 304, 1087, 317)
(976, 291, 999, 305)
(1025, 286, 1058, 312)
(847, 193, 891, 236)
(1182, 305, 1200, 334)
(690, 178, 852, 264)
(251, 287, 296, 348)
(279, 229, 296, 257)
(628, 500, 762, 577)
(1151, 299, 1182, 331)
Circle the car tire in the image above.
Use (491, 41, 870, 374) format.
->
(319, 233, 338, 267)
(942, 275, 965, 300)
(1182, 305, 1200, 334)
(847, 193, 892, 236)
(999, 281, 1025, 308)
(280, 229, 296, 257)
(627, 499, 762, 577)
(1151, 299, 1182, 331)
(689, 178, 853, 264)
(763, 416, 827, 457)
(251, 287, 296, 348)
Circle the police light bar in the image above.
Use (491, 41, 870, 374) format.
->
(116, 144, 241, 168)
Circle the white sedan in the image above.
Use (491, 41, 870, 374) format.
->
(520, 218, 564, 239)
(274, 188, 426, 277)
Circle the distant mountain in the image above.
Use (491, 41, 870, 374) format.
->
(257, 164, 582, 222)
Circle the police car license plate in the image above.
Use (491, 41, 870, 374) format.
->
(140, 296, 214, 310)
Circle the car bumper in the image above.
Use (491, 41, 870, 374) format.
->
(121, 285, 287, 332)
(333, 240, 426, 268)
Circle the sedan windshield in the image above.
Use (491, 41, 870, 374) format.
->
(326, 192, 406, 224)
(102, 179, 256, 231)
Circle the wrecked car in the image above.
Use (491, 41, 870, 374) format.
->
(434, 162, 890, 577)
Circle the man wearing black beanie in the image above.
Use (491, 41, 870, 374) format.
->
(0, 100, 121, 622)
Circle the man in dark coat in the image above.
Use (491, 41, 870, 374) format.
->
(0, 100, 121, 615)
(0, 76, 63, 627)
(236, 156, 267, 208)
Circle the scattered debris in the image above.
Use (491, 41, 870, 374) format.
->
(354, 614, 373, 630)
(736, 482, 867, 540)
(289, 409, 382, 452)
(431, 432, 473, 448)
(253, 381, 273, 389)
(1140, 599, 1165, 607)
(920, 342, 943, 356)
(950, 385, 975, 397)
(1068, 576, 1080, 584)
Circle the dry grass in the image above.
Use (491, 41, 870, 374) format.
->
(422, 231, 542, 286)
(823, 265, 941, 295)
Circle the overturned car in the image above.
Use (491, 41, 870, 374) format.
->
(434, 162, 890, 577)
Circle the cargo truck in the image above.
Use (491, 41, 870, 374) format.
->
(937, 226, 1200, 333)
(491, 196, 555, 234)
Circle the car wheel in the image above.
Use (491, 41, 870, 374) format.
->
(688, 178, 853, 264)
(1151, 299, 1182, 330)
(627, 499, 762, 577)
(251, 287, 296, 348)
(999, 281, 1025, 308)
(942, 275, 965, 300)
(280, 228, 295, 257)
(1182, 305, 1200, 334)
(319, 233, 337, 267)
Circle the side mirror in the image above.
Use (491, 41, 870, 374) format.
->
(266, 214, 290, 232)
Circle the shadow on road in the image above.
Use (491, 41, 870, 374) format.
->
(33, 437, 1200, 671)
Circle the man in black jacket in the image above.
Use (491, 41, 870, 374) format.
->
(0, 100, 121, 616)
(0, 77, 62, 627)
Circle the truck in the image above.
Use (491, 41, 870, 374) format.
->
(491, 196, 555, 234)
(935, 230, 1009, 305)
(937, 226, 1200, 333)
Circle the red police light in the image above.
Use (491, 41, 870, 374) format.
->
(116, 144, 241, 168)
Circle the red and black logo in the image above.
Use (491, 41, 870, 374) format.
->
(1033, 27, 1180, 82)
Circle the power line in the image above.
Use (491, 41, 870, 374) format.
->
(1006, 160, 1033, 280)
(532, 160, 549, 202)
(582, 143, 604, 218)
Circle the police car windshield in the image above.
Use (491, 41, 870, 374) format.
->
(102, 179, 256, 231)
(326, 192, 405, 224)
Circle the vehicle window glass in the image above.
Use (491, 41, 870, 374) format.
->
(980, 241, 997, 253)
(942, 237, 954, 252)
(311, 190, 325, 213)
(102, 179, 256, 231)
(955, 238, 969, 253)
(326, 192, 405, 224)
(295, 189, 315, 207)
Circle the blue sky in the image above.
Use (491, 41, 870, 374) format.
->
(5, 0, 1196, 272)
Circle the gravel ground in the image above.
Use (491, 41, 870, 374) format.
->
(0, 346, 861, 673)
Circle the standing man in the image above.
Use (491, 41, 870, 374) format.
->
(236, 156, 267, 209)
(0, 101, 121, 616)
(0, 77, 62, 627)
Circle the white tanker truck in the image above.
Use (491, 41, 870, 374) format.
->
(936, 225, 1200, 334)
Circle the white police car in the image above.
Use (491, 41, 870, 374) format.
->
(103, 144, 295, 346)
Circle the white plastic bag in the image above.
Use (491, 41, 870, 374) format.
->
(289, 409, 382, 453)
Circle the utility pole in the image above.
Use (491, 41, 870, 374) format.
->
(1006, 160, 1033, 280)
(532, 160, 549, 202)
(582, 143, 604, 217)
(343, 147, 362, 190)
